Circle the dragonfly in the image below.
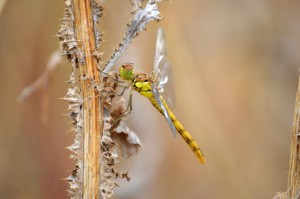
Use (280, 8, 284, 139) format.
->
(118, 28, 205, 164)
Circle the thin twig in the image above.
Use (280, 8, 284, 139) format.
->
(17, 50, 61, 103)
(0, 0, 7, 16)
(275, 72, 300, 199)
(103, 0, 162, 73)
(286, 73, 300, 198)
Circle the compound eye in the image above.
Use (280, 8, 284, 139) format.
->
(123, 63, 134, 71)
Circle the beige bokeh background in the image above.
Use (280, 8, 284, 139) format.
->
(1, 0, 299, 198)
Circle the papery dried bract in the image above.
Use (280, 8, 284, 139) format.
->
(112, 121, 142, 158)
(100, 111, 118, 198)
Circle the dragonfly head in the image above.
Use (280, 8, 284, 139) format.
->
(119, 63, 135, 80)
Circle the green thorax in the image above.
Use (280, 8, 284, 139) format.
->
(132, 73, 153, 98)
(119, 63, 153, 98)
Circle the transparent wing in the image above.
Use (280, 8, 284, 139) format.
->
(152, 28, 176, 110)
(151, 82, 177, 137)
(156, 61, 176, 110)
(152, 28, 167, 81)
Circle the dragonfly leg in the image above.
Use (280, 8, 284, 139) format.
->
(116, 85, 129, 96)
(114, 90, 133, 123)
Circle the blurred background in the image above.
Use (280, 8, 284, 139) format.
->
(1, 0, 299, 198)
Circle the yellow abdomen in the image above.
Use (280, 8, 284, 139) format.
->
(149, 96, 206, 164)
(133, 79, 205, 164)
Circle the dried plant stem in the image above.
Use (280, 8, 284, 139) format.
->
(286, 74, 300, 198)
(73, 0, 102, 198)
(58, 0, 162, 197)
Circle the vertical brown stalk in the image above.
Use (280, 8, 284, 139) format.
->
(287, 74, 300, 198)
(73, 0, 102, 198)
(58, 0, 162, 197)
